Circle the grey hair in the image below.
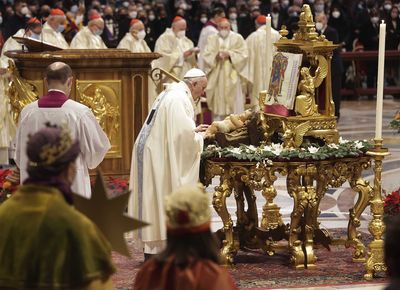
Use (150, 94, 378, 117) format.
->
(183, 76, 205, 85)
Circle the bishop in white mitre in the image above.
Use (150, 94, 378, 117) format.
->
(70, 11, 107, 49)
(203, 18, 248, 119)
(153, 16, 197, 79)
(0, 18, 42, 164)
(41, 8, 69, 49)
(128, 68, 208, 255)
(244, 15, 281, 107)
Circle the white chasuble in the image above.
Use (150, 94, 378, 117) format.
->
(153, 28, 196, 79)
(197, 24, 218, 70)
(203, 31, 248, 116)
(128, 81, 203, 254)
(42, 22, 69, 49)
(15, 99, 110, 197)
(244, 25, 281, 107)
(70, 27, 107, 49)
(117, 33, 151, 53)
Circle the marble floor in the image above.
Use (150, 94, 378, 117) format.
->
(205, 99, 400, 290)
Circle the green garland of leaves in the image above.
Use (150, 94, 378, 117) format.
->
(390, 119, 400, 132)
(202, 140, 373, 162)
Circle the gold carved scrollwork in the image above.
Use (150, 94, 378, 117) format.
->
(7, 61, 39, 124)
(76, 80, 122, 157)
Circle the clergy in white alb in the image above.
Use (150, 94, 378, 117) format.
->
(41, 8, 69, 49)
(70, 12, 107, 49)
(0, 18, 42, 164)
(244, 15, 281, 107)
(203, 18, 248, 119)
(197, 7, 225, 70)
(153, 16, 198, 79)
(128, 68, 209, 255)
(117, 19, 156, 109)
(14, 62, 110, 198)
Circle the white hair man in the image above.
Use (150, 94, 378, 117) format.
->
(203, 18, 248, 120)
(152, 16, 198, 79)
(128, 68, 209, 259)
(244, 15, 280, 107)
(41, 8, 69, 49)
(70, 12, 107, 49)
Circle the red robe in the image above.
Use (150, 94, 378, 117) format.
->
(133, 257, 238, 290)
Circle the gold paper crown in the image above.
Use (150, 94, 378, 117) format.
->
(165, 183, 210, 230)
(29, 124, 75, 166)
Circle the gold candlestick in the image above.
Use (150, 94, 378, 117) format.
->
(365, 138, 390, 280)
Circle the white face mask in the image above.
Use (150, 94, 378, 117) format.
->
(315, 22, 324, 31)
(0, 16, 2, 25)
(314, 4, 324, 12)
(149, 14, 155, 21)
(384, 4, 392, 10)
(219, 29, 229, 38)
(229, 13, 237, 20)
(21, 6, 29, 15)
(94, 29, 103, 36)
(371, 16, 379, 24)
(332, 11, 341, 18)
(176, 30, 186, 38)
(123, 1, 129, 8)
(129, 11, 137, 19)
(200, 17, 207, 24)
(137, 29, 146, 40)
(70, 5, 78, 14)
(31, 32, 40, 39)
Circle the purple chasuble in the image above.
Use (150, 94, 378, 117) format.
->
(38, 91, 68, 108)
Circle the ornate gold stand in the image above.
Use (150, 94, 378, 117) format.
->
(364, 139, 390, 280)
(203, 156, 373, 268)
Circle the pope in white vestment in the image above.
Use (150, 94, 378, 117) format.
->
(244, 15, 281, 106)
(128, 68, 209, 255)
(153, 16, 197, 79)
(41, 8, 69, 49)
(203, 18, 248, 118)
(197, 8, 225, 70)
(15, 62, 110, 198)
(0, 18, 42, 164)
(70, 12, 107, 49)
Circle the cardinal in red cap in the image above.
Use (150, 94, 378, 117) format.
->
(152, 13, 199, 79)
(41, 8, 69, 48)
(245, 14, 281, 106)
(117, 19, 150, 53)
(70, 10, 107, 49)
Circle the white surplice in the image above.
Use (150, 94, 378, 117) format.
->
(197, 24, 218, 70)
(244, 25, 281, 106)
(153, 28, 196, 79)
(15, 99, 110, 197)
(203, 31, 248, 116)
(70, 27, 107, 49)
(41, 22, 69, 49)
(128, 81, 203, 254)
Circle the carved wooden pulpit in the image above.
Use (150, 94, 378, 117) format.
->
(6, 49, 159, 176)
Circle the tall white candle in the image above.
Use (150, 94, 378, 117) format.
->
(266, 14, 272, 83)
(375, 20, 386, 140)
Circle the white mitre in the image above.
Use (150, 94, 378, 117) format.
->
(183, 68, 206, 79)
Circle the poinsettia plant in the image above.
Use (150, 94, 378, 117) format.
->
(384, 189, 400, 216)
(0, 169, 18, 203)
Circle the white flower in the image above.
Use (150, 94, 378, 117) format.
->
(354, 141, 363, 149)
(339, 137, 349, 144)
(229, 147, 242, 154)
(271, 143, 283, 156)
(328, 143, 339, 149)
(308, 146, 319, 154)
(262, 145, 272, 152)
(247, 145, 257, 151)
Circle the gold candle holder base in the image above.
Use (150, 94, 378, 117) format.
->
(365, 138, 390, 280)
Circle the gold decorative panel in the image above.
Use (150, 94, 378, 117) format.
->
(76, 80, 122, 158)
(28, 80, 44, 96)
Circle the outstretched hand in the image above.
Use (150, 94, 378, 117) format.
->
(195, 124, 209, 133)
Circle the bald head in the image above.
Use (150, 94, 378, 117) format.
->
(45, 62, 73, 95)
(172, 18, 187, 34)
